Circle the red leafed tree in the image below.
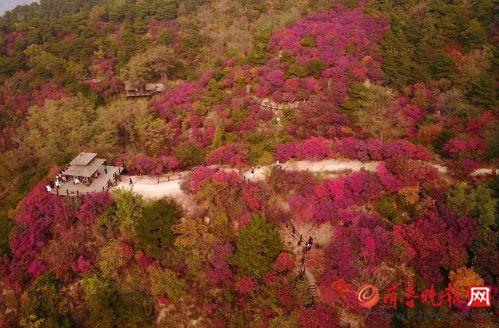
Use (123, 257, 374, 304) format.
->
(9, 182, 75, 285)
(393, 211, 476, 283)
(444, 138, 488, 160)
(41, 192, 113, 281)
(77, 192, 114, 223)
(273, 252, 295, 272)
(72, 255, 92, 273)
(206, 143, 249, 167)
(275, 142, 299, 162)
(297, 137, 332, 160)
(235, 276, 257, 294)
(377, 158, 439, 192)
(205, 243, 234, 287)
(128, 154, 163, 175)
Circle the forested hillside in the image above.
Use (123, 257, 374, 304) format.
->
(0, 0, 497, 327)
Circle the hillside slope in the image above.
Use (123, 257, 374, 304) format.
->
(0, 1, 497, 327)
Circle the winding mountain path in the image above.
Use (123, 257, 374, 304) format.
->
(113, 159, 496, 203)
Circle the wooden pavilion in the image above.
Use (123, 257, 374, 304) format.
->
(50, 152, 123, 196)
(63, 152, 105, 185)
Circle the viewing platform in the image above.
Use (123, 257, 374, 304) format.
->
(48, 152, 123, 196)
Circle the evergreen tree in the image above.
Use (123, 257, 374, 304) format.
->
(461, 19, 488, 50)
(232, 214, 282, 278)
(381, 19, 413, 88)
(429, 51, 456, 80)
(135, 198, 182, 258)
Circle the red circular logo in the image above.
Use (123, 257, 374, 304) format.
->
(357, 284, 380, 309)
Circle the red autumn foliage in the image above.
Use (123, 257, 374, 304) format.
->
(128, 154, 163, 175)
(206, 243, 234, 287)
(236, 276, 257, 294)
(273, 252, 295, 272)
(377, 158, 439, 192)
(206, 143, 249, 167)
(334, 138, 431, 161)
(72, 255, 92, 273)
(393, 211, 476, 283)
(444, 138, 488, 160)
(8, 183, 75, 284)
(299, 305, 338, 328)
(290, 171, 383, 224)
(184, 167, 263, 222)
(77, 192, 114, 223)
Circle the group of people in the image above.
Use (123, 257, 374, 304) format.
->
(290, 223, 315, 279)
(45, 170, 68, 193)
(292, 226, 314, 252)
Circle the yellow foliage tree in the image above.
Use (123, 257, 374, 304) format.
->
(449, 267, 484, 299)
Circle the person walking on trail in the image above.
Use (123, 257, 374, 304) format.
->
(306, 236, 313, 252)
(129, 178, 133, 186)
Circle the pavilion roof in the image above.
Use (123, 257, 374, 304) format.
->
(63, 158, 105, 178)
(70, 152, 98, 166)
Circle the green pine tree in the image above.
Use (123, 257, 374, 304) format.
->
(135, 198, 183, 258)
(232, 214, 282, 278)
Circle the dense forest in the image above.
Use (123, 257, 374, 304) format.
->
(0, 0, 497, 327)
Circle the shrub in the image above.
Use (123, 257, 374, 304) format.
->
(443, 138, 488, 160)
(393, 212, 476, 283)
(275, 142, 298, 162)
(128, 154, 163, 175)
(297, 137, 331, 160)
(150, 268, 187, 300)
(206, 143, 249, 167)
(378, 195, 405, 224)
(135, 198, 182, 258)
(235, 276, 258, 294)
(82, 275, 154, 328)
(307, 59, 328, 77)
(174, 143, 206, 168)
(286, 63, 310, 78)
(22, 274, 73, 327)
